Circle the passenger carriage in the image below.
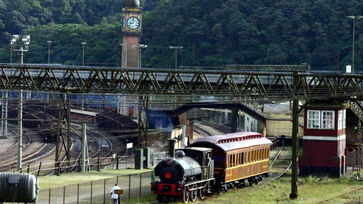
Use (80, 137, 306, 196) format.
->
(190, 132, 271, 190)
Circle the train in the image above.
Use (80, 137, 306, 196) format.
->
(151, 132, 272, 203)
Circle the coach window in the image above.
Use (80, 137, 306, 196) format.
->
(258, 149, 262, 160)
(237, 153, 239, 165)
(237, 153, 240, 165)
(233, 154, 236, 166)
(258, 150, 261, 161)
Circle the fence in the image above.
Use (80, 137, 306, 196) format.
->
(16, 152, 169, 177)
(35, 171, 152, 204)
(14, 155, 136, 176)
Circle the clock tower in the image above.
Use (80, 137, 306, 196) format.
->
(122, 0, 142, 68)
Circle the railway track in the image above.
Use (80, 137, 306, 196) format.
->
(0, 129, 20, 156)
(314, 186, 363, 204)
(0, 128, 56, 171)
(63, 124, 113, 172)
(193, 124, 212, 136)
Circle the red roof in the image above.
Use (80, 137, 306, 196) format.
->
(191, 132, 272, 152)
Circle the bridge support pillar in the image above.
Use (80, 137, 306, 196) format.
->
(138, 95, 149, 148)
(55, 93, 72, 174)
(231, 105, 238, 133)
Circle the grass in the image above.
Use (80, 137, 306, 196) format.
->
(119, 195, 156, 204)
(188, 176, 363, 204)
(39, 169, 152, 189)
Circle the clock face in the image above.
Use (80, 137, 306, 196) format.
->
(127, 17, 140, 30)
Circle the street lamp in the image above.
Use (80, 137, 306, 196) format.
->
(11, 35, 30, 64)
(169, 46, 183, 69)
(132, 44, 148, 68)
(347, 15, 363, 73)
(11, 34, 30, 172)
(10, 38, 16, 64)
(81, 42, 87, 66)
(47, 40, 52, 64)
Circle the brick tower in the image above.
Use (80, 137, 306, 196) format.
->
(122, 0, 142, 67)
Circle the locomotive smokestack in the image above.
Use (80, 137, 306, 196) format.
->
(168, 139, 176, 158)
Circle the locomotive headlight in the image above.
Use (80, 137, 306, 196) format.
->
(164, 171, 172, 179)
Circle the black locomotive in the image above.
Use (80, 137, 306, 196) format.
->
(151, 140, 214, 202)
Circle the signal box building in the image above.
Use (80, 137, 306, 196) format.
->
(299, 102, 347, 177)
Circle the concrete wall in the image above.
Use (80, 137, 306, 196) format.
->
(266, 119, 303, 137)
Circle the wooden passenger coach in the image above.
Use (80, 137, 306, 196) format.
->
(190, 132, 271, 187)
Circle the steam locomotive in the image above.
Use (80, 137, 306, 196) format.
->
(151, 132, 272, 203)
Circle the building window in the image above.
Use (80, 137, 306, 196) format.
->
(322, 111, 334, 129)
(307, 110, 320, 129)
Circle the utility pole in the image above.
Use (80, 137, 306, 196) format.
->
(11, 35, 30, 172)
(81, 123, 87, 172)
(17, 90, 23, 172)
(290, 72, 299, 199)
(169, 46, 183, 69)
(81, 42, 87, 66)
(132, 44, 148, 68)
(347, 15, 363, 73)
(81, 42, 86, 110)
(47, 40, 52, 64)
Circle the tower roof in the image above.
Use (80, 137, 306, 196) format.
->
(123, 0, 140, 8)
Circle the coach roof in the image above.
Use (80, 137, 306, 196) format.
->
(190, 132, 272, 152)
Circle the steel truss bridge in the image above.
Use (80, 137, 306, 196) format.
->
(1, 63, 363, 198)
(0, 63, 361, 100)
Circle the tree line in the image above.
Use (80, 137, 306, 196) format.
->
(0, 0, 362, 71)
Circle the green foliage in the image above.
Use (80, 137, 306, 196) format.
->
(142, 0, 363, 70)
(22, 23, 123, 65)
(0, 0, 362, 71)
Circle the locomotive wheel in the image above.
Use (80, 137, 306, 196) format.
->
(254, 177, 259, 185)
(197, 185, 205, 200)
(190, 186, 197, 202)
(157, 195, 164, 202)
(182, 187, 190, 203)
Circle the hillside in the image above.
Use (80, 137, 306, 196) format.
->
(0, 0, 362, 71)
